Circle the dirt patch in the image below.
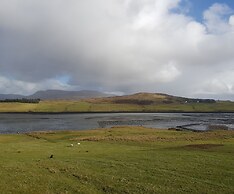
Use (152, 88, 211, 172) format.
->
(113, 99, 154, 105)
(184, 144, 224, 150)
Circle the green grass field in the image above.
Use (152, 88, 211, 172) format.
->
(0, 100, 234, 112)
(0, 127, 233, 193)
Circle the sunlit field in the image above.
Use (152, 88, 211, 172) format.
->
(0, 100, 234, 113)
(0, 127, 233, 193)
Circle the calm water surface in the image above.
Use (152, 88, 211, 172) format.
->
(0, 113, 234, 134)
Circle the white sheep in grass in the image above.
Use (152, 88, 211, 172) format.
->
(69, 143, 80, 147)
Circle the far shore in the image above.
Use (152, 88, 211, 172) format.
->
(1, 111, 234, 114)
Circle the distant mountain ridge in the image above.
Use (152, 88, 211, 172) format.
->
(0, 90, 217, 103)
(84, 92, 216, 105)
(0, 90, 111, 100)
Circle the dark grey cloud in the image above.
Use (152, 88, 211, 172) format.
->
(0, 0, 234, 99)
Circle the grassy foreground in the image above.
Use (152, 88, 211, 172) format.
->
(0, 127, 233, 194)
(1, 100, 234, 112)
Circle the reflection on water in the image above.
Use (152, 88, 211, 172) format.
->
(0, 113, 233, 134)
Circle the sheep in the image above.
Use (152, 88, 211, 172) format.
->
(70, 144, 74, 147)
(77, 142, 81, 145)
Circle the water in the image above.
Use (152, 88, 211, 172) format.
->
(0, 113, 233, 134)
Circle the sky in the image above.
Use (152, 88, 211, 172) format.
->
(0, 0, 234, 100)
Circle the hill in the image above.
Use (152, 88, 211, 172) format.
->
(1, 91, 234, 113)
(0, 93, 26, 100)
(84, 92, 216, 105)
(29, 89, 110, 100)
(0, 90, 110, 100)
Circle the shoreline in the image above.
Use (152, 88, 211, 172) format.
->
(0, 126, 230, 135)
(1, 112, 233, 135)
(0, 111, 234, 114)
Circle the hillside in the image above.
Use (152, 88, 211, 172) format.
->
(84, 92, 216, 105)
(0, 90, 110, 100)
(29, 90, 110, 100)
(0, 92, 233, 113)
(0, 94, 26, 100)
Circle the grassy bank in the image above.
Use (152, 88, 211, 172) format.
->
(0, 100, 234, 112)
(0, 127, 233, 193)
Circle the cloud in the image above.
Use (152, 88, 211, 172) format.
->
(203, 3, 233, 34)
(0, 0, 234, 99)
(0, 75, 78, 95)
(230, 15, 234, 26)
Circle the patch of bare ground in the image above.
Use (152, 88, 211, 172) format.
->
(25, 126, 234, 143)
(83, 92, 167, 104)
(26, 131, 56, 139)
(71, 135, 177, 142)
(183, 144, 224, 150)
(70, 127, 234, 142)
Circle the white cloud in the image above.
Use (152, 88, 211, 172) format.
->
(191, 67, 234, 99)
(229, 15, 234, 26)
(203, 3, 233, 34)
(0, 75, 78, 95)
(148, 61, 181, 83)
(0, 0, 234, 99)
